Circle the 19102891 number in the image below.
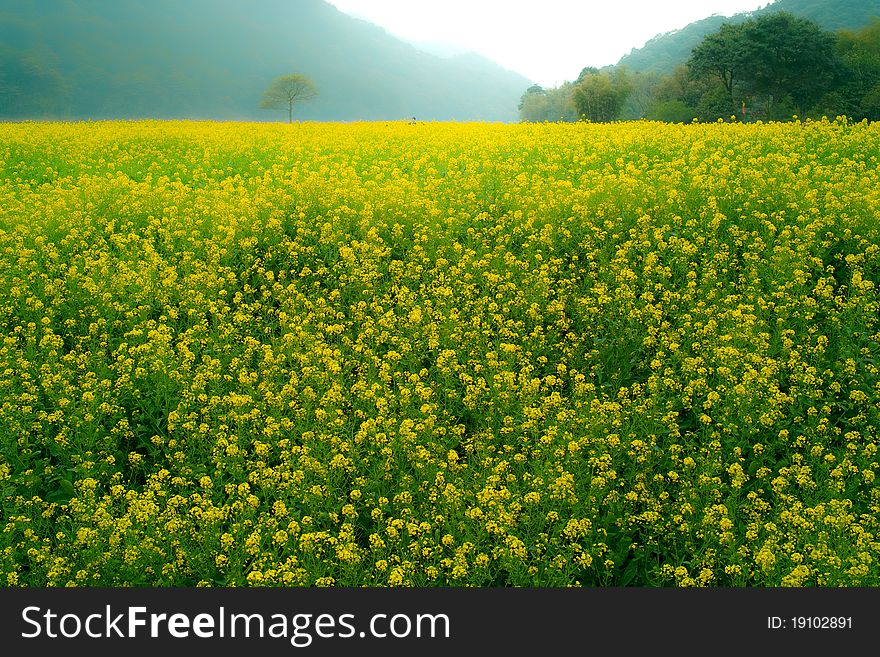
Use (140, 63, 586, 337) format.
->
(791, 617, 852, 629)
(768, 616, 853, 629)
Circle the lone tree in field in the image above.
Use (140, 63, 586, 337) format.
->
(260, 74, 317, 123)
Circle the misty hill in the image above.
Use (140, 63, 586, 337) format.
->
(0, 0, 531, 121)
(618, 0, 880, 74)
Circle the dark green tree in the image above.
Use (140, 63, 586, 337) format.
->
(688, 12, 844, 119)
(688, 22, 750, 112)
(835, 18, 880, 120)
(742, 12, 841, 116)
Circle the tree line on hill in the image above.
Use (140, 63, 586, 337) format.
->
(520, 13, 880, 123)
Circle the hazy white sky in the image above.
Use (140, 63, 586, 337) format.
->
(328, 0, 770, 86)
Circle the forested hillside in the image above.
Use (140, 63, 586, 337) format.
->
(619, 0, 880, 74)
(0, 0, 530, 121)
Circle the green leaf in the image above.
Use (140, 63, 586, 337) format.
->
(618, 558, 641, 587)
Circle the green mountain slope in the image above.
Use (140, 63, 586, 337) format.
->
(618, 0, 880, 74)
(0, 0, 531, 121)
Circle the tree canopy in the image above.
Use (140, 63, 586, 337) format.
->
(687, 13, 842, 117)
(259, 74, 318, 123)
(572, 69, 632, 122)
(688, 23, 750, 103)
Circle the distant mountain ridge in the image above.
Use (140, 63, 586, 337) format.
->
(0, 0, 531, 121)
(618, 0, 880, 74)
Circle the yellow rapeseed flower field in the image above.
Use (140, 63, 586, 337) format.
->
(0, 119, 878, 586)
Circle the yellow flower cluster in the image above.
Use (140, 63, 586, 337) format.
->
(0, 118, 878, 586)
